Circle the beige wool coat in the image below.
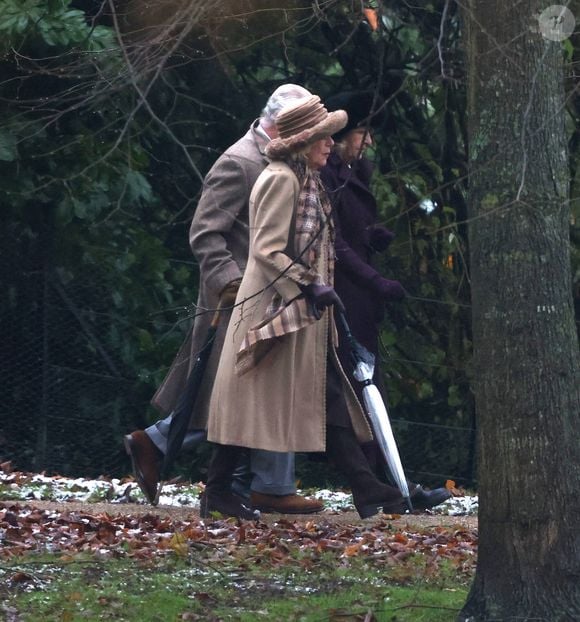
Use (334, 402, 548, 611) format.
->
(207, 161, 372, 452)
(151, 122, 269, 429)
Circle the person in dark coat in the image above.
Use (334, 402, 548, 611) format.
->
(321, 91, 451, 514)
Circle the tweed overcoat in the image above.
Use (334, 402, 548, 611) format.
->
(151, 122, 269, 429)
(206, 161, 371, 452)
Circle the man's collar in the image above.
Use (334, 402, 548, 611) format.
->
(327, 152, 374, 191)
(327, 152, 352, 180)
(253, 120, 271, 143)
(251, 119, 271, 157)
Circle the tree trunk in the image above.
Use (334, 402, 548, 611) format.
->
(460, 1, 580, 620)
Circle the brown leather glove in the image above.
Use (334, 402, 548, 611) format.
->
(218, 278, 242, 307)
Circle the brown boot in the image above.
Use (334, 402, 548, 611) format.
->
(124, 430, 162, 505)
(250, 492, 324, 514)
(360, 440, 384, 479)
(326, 426, 406, 519)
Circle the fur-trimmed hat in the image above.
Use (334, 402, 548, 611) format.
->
(325, 91, 385, 141)
(265, 95, 347, 159)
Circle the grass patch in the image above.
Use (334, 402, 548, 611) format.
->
(2, 549, 469, 621)
(253, 586, 467, 621)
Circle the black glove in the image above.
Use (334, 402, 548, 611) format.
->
(370, 275, 406, 301)
(369, 225, 395, 252)
(300, 283, 345, 320)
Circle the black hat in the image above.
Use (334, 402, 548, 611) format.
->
(325, 91, 385, 141)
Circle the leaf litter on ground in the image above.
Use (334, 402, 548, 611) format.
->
(1, 462, 477, 621)
(0, 461, 477, 575)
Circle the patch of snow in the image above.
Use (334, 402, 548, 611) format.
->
(155, 484, 202, 508)
(434, 495, 479, 516)
(311, 489, 353, 512)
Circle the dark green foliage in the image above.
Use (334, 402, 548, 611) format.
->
(0, 0, 199, 474)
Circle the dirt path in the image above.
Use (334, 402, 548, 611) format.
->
(15, 498, 477, 531)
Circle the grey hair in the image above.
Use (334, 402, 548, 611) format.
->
(260, 84, 311, 125)
(332, 139, 348, 160)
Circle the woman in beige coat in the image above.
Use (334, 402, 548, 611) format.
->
(202, 95, 407, 520)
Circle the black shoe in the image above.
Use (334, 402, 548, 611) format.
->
(409, 485, 451, 511)
(199, 490, 260, 520)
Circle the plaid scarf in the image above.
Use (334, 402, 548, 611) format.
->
(236, 160, 335, 375)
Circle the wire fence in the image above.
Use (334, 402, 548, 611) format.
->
(1, 228, 134, 478)
(0, 227, 477, 489)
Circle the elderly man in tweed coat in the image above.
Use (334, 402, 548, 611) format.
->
(124, 84, 323, 515)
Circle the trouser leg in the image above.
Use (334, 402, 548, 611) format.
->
(249, 450, 296, 495)
(361, 440, 388, 481)
(146, 413, 254, 499)
(145, 413, 207, 454)
(326, 425, 405, 518)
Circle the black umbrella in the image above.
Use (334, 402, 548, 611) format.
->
(338, 312, 413, 512)
(159, 305, 223, 485)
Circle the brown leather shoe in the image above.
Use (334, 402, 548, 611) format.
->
(123, 430, 162, 505)
(250, 492, 324, 514)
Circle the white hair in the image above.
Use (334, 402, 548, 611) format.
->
(261, 84, 311, 125)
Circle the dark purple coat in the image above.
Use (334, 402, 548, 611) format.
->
(321, 152, 387, 358)
(320, 151, 400, 432)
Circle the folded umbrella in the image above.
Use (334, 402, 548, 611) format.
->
(160, 304, 223, 486)
(339, 312, 413, 512)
